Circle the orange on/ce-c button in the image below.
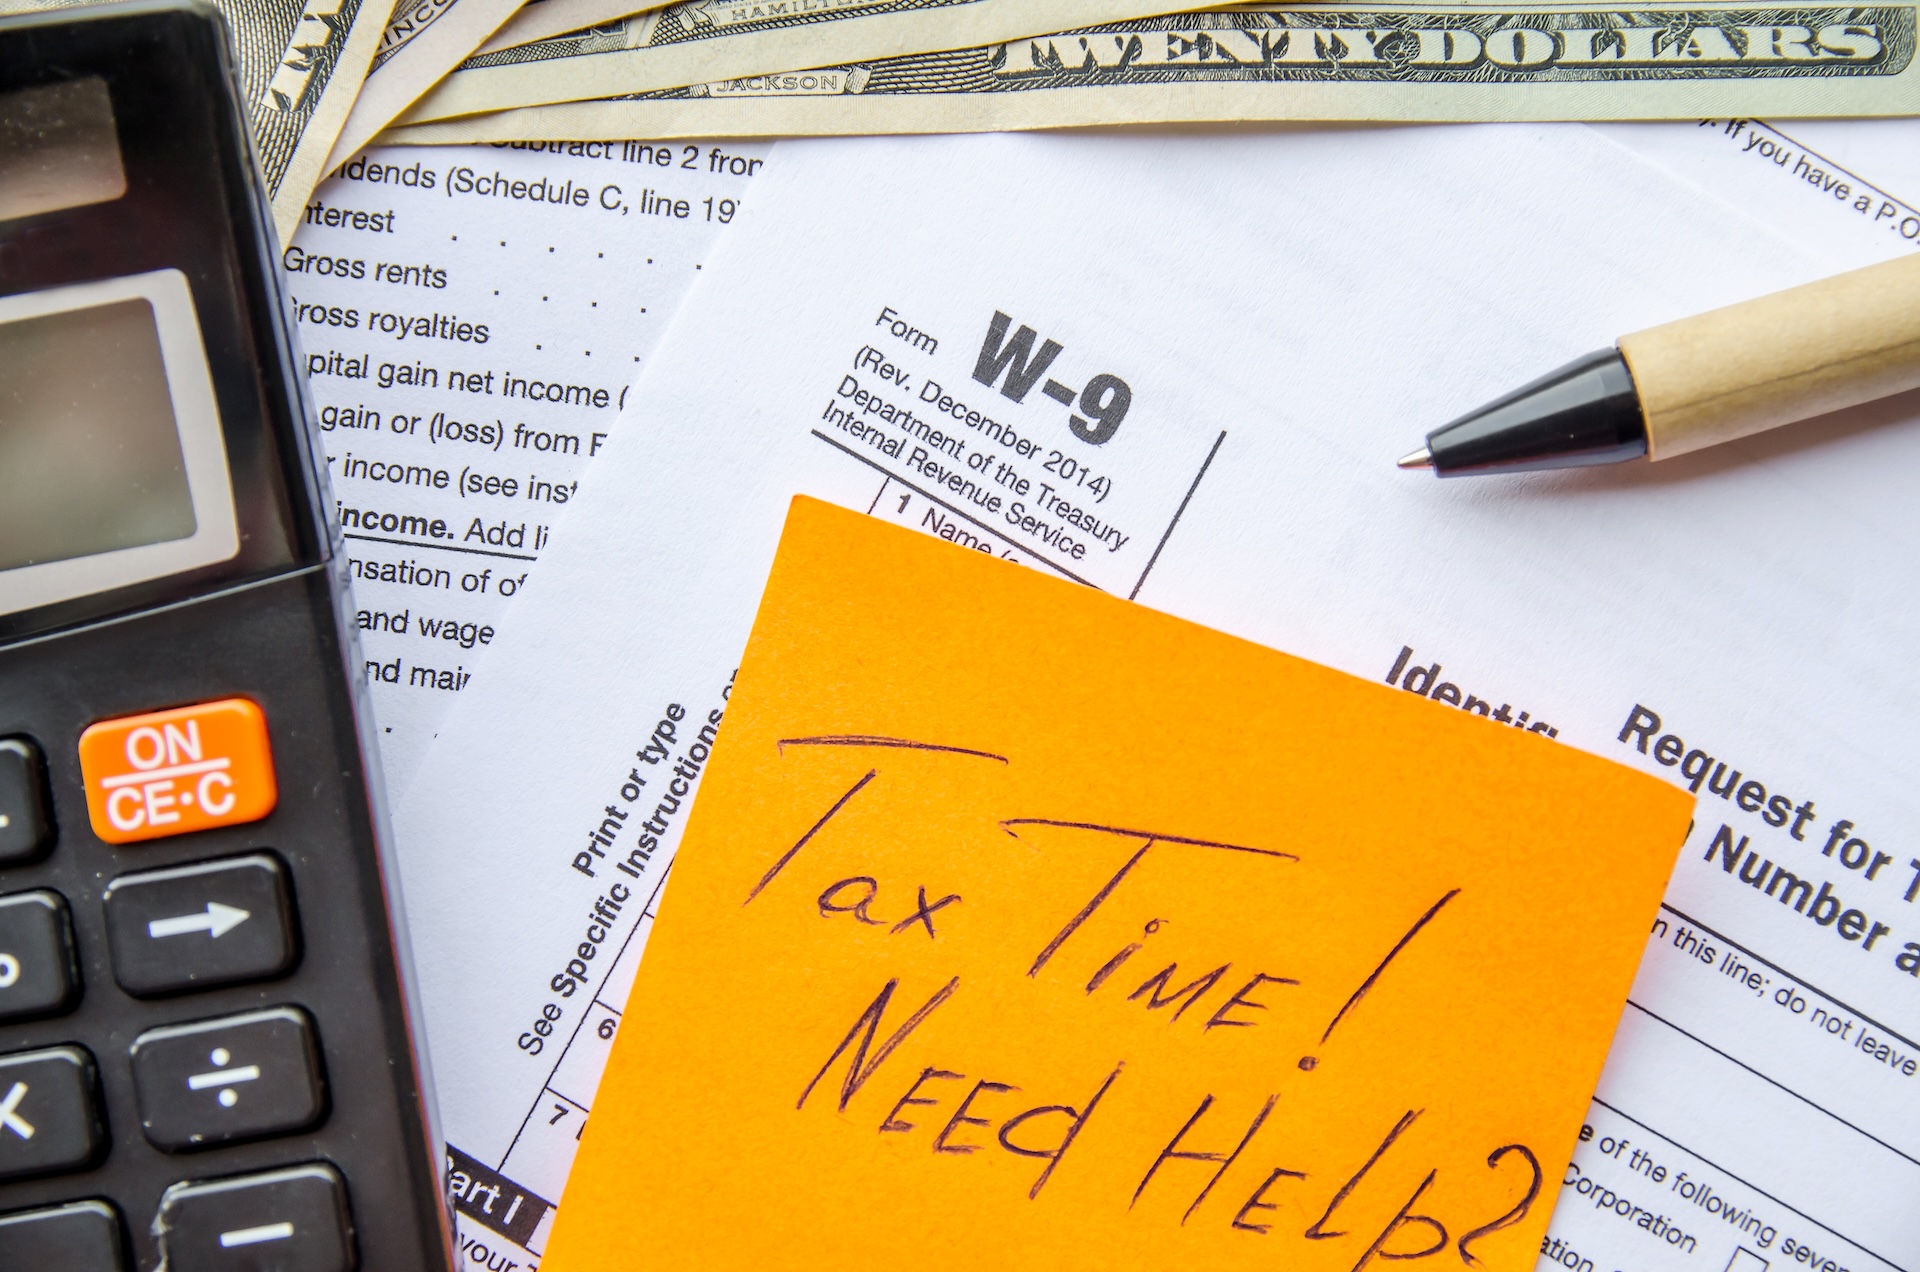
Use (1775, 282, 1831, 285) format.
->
(79, 699, 278, 844)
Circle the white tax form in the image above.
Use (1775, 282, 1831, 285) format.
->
(1602, 119, 1920, 267)
(393, 125, 1920, 1270)
(285, 139, 764, 787)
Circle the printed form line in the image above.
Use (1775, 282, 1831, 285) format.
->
(1660, 903, 1919, 1052)
(812, 430, 1095, 586)
(1589, 1097, 1911, 1272)
(497, 870, 668, 1172)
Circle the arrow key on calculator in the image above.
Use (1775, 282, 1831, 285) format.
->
(103, 854, 297, 996)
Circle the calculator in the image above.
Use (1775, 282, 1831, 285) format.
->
(0, 3, 454, 1269)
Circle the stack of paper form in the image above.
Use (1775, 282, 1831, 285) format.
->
(359, 124, 1917, 1269)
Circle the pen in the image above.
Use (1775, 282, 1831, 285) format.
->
(1398, 253, 1920, 477)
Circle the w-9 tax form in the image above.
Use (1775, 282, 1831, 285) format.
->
(393, 125, 1920, 1269)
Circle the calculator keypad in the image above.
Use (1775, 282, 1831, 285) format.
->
(0, 890, 80, 1021)
(0, 1045, 107, 1182)
(0, 597, 448, 1265)
(0, 739, 52, 866)
(0, 722, 360, 1260)
(0, 716, 356, 1258)
(103, 853, 298, 996)
(131, 1007, 326, 1151)
(0, 1197, 127, 1270)
(154, 1162, 355, 1272)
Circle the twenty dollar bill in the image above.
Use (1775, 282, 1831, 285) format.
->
(383, 2, 1920, 135)
(395, 0, 1193, 123)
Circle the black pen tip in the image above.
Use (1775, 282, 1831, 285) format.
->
(1416, 349, 1646, 477)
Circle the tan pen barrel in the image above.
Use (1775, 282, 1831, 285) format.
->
(1618, 252, 1920, 461)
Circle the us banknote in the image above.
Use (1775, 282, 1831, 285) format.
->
(382, 2, 1920, 137)
(472, 0, 672, 56)
(323, 0, 680, 170)
(393, 0, 1192, 124)
(0, 0, 394, 238)
(325, 0, 529, 168)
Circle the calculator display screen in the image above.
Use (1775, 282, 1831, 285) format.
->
(0, 77, 126, 223)
(0, 270, 239, 617)
(0, 297, 196, 570)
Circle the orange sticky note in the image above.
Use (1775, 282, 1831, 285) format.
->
(544, 497, 1691, 1272)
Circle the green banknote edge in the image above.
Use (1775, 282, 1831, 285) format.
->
(397, 0, 1196, 123)
(380, 2, 1920, 133)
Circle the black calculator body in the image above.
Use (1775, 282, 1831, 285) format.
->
(0, 3, 454, 1268)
